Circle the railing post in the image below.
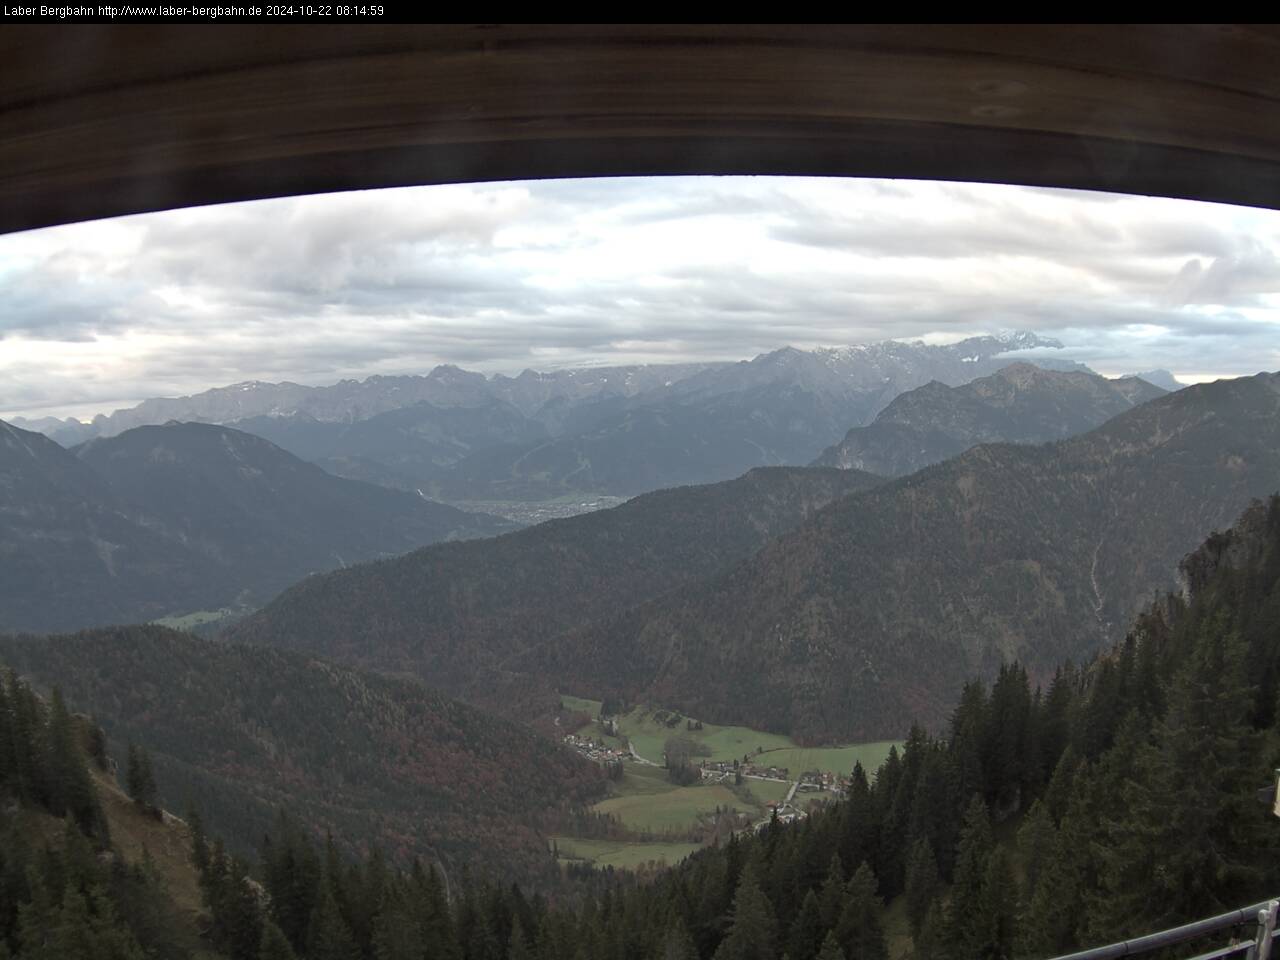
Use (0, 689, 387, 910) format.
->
(1248, 901, 1279, 960)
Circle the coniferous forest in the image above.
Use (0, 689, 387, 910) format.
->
(4, 495, 1278, 959)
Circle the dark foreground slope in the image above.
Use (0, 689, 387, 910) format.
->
(229, 466, 884, 712)
(812, 364, 1165, 475)
(544, 372, 1280, 741)
(0, 626, 604, 887)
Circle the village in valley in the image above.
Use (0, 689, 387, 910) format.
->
(555, 697, 880, 864)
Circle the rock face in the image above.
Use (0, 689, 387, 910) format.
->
(1126, 369, 1184, 392)
(812, 364, 1166, 475)
(1176, 496, 1276, 598)
(14, 332, 1084, 501)
(0, 418, 509, 634)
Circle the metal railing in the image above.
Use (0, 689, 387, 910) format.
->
(1051, 900, 1280, 960)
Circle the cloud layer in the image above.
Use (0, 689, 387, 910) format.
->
(2, 176, 1279, 419)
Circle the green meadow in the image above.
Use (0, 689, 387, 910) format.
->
(755, 742, 900, 778)
(549, 836, 702, 870)
(594, 781, 745, 834)
(555, 693, 902, 869)
(742, 777, 792, 806)
(561, 695, 900, 775)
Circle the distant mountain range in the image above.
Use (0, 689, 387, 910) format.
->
(13, 333, 1094, 501)
(231, 372, 1280, 742)
(0, 419, 509, 633)
(1128, 369, 1184, 392)
(812, 364, 1167, 475)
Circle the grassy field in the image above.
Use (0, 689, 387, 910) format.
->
(153, 608, 236, 630)
(557, 692, 902, 868)
(594, 782, 744, 833)
(561, 694, 901, 776)
(616, 707, 794, 764)
(559, 694, 603, 716)
(550, 836, 702, 870)
(611, 763, 681, 796)
(756, 742, 900, 778)
(742, 777, 793, 806)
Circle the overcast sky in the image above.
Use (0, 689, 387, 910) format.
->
(2, 175, 1279, 421)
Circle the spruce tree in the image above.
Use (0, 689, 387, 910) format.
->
(261, 818, 321, 955)
(44, 689, 103, 838)
(712, 866, 778, 960)
(834, 862, 887, 960)
(1014, 800, 1054, 899)
(656, 916, 699, 960)
(17, 862, 57, 960)
(975, 847, 1018, 960)
(125, 743, 157, 814)
(817, 855, 846, 930)
(948, 796, 993, 960)
(223, 859, 265, 960)
(907, 748, 955, 877)
(417, 863, 460, 960)
(371, 888, 419, 960)
(188, 806, 210, 880)
(986, 664, 1032, 815)
(259, 920, 299, 960)
(1091, 619, 1268, 937)
(903, 838, 939, 939)
(4, 669, 40, 803)
(949, 683, 990, 807)
(307, 881, 360, 960)
(839, 763, 875, 876)
(0, 680, 13, 789)
(1019, 788, 1090, 956)
(915, 900, 948, 960)
(787, 889, 823, 960)
(817, 931, 848, 960)
(52, 884, 104, 960)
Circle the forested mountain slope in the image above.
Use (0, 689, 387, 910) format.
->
(0, 418, 230, 633)
(0, 625, 604, 889)
(542, 373, 1280, 741)
(0, 419, 509, 634)
(76, 422, 510, 594)
(812, 364, 1165, 475)
(0, 667, 222, 959)
(229, 466, 884, 712)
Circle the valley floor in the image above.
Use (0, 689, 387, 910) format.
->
(555, 695, 899, 870)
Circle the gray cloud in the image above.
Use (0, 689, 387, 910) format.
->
(1, 176, 1278, 419)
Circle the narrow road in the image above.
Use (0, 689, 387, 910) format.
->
(628, 742, 658, 766)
